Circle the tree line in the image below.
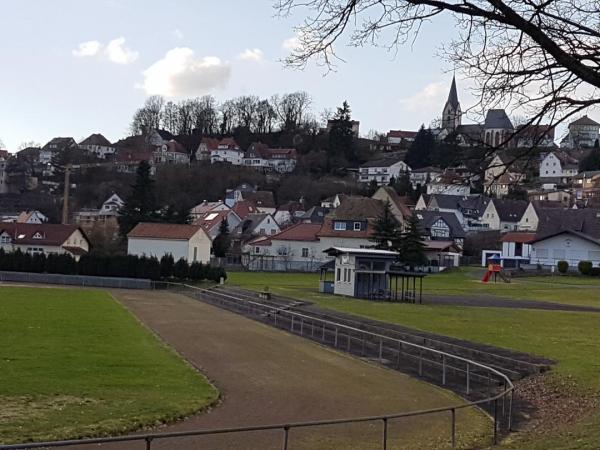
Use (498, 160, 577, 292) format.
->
(0, 249, 226, 282)
(130, 91, 315, 137)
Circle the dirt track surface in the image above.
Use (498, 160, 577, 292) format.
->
(73, 290, 486, 450)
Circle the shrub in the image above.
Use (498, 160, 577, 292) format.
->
(173, 258, 190, 280)
(557, 260, 569, 274)
(590, 267, 600, 276)
(578, 260, 593, 275)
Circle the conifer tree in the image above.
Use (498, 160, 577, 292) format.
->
(212, 218, 231, 257)
(371, 201, 399, 250)
(118, 161, 158, 236)
(394, 213, 427, 269)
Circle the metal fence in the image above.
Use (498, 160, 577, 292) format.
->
(0, 271, 152, 289)
(0, 283, 515, 450)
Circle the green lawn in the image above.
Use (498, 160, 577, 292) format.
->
(0, 286, 218, 444)
(228, 270, 600, 448)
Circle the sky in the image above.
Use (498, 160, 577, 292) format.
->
(1, 0, 483, 151)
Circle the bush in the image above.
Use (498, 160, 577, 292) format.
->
(173, 258, 189, 280)
(557, 260, 569, 274)
(590, 267, 600, 276)
(578, 260, 593, 275)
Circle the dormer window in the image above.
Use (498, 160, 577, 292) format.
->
(32, 232, 43, 239)
(0, 235, 11, 244)
(334, 221, 346, 231)
(353, 222, 361, 231)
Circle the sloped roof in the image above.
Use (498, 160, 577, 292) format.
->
(333, 196, 385, 220)
(242, 191, 275, 208)
(535, 208, 600, 239)
(233, 213, 271, 235)
(373, 186, 412, 218)
(199, 137, 220, 151)
(218, 137, 241, 150)
(570, 115, 600, 127)
(166, 140, 188, 154)
(360, 157, 405, 169)
(530, 229, 600, 247)
(446, 76, 459, 109)
(0, 223, 83, 246)
(300, 206, 329, 224)
(80, 133, 112, 147)
(492, 199, 528, 222)
(127, 223, 203, 240)
(516, 124, 555, 140)
(317, 217, 374, 238)
(387, 130, 418, 139)
(414, 210, 465, 238)
(232, 200, 259, 219)
(193, 210, 234, 233)
(484, 109, 514, 130)
(271, 223, 322, 242)
(500, 232, 536, 243)
(155, 129, 176, 141)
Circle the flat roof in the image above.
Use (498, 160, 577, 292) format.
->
(323, 247, 399, 257)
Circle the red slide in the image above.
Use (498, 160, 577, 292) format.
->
(481, 270, 492, 283)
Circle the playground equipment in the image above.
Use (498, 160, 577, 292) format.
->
(482, 255, 511, 283)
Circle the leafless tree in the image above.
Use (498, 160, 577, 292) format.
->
(234, 95, 260, 129)
(191, 95, 219, 135)
(272, 91, 313, 131)
(18, 141, 41, 150)
(255, 99, 277, 133)
(130, 95, 164, 135)
(276, 0, 600, 137)
(161, 101, 180, 134)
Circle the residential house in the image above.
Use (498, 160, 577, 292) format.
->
(1, 210, 48, 224)
(241, 190, 276, 214)
(387, 130, 418, 146)
(210, 138, 244, 165)
(153, 139, 190, 165)
(358, 158, 411, 186)
(539, 151, 578, 182)
(73, 194, 124, 229)
(480, 199, 528, 231)
(274, 201, 306, 227)
(414, 210, 466, 248)
(16, 147, 41, 165)
(79, 134, 116, 159)
(409, 166, 442, 189)
(127, 222, 212, 263)
(232, 200, 259, 220)
(193, 209, 242, 240)
(418, 193, 490, 230)
(40, 137, 77, 164)
(196, 137, 220, 161)
(320, 194, 347, 209)
(426, 172, 471, 196)
(327, 119, 360, 136)
(573, 170, 600, 201)
(316, 196, 383, 249)
(225, 183, 257, 208)
(300, 206, 329, 224)
(517, 201, 566, 231)
(527, 189, 572, 207)
(243, 143, 297, 173)
(530, 230, 600, 268)
(245, 223, 325, 271)
(0, 223, 89, 260)
(371, 186, 412, 228)
(561, 115, 600, 148)
(190, 200, 230, 221)
(484, 153, 526, 197)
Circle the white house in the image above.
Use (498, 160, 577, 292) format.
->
(561, 115, 600, 148)
(358, 158, 411, 185)
(79, 134, 116, 159)
(127, 223, 212, 263)
(410, 166, 442, 189)
(484, 154, 526, 198)
(193, 209, 242, 240)
(479, 199, 528, 231)
(499, 232, 535, 268)
(530, 230, 600, 267)
(243, 143, 298, 173)
(0, 223, 89, 259)
(233, 213, 281, 239)
(539, 151, 578, 181)
(211, 138, 244, 165)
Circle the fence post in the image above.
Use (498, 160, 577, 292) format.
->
(291, 315, 294, 332)
(282, 426, 290, 450)
(379, 338, 383, 362)
(418, 349, 423, 376)
(300, 318, 304, 336)
(493, 398, 498, 445)
(322, 323, 326, 342)
(466, 363, 470, 395)
(347, 331, 351, 352)
(442, 355, 446, 385)
(450, 408, 456, 450)
(145, 437, 152, 450)
(508, 389, 515, 431)
(382, 418, 388, 450)
(334, 327, 338, 347)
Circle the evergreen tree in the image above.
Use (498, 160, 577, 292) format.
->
(173, 258, 190, 280)
(393, 173, 414, 197)
(370, 201, 399, 249)
(118, 161, 158, 236)
(160, 253, 175, 279)
(394, 214, 427, 269)
(328, 101, 356, 164)
(212, 218, 231, 257)
(405, 125, 436, 169)
(579, 147, 600, 171)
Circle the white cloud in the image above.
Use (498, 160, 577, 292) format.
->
(141, 47, 231, 97)
(105, 37, 139, 64)
(398, 81, 447, 114)
(72, 40, 102, 57)
(238, 48, 264, 62)
(282, 35, 299, 51)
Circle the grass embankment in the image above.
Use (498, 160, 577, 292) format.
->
(228, 270, 600, 449)
(0, 287, 218, 444)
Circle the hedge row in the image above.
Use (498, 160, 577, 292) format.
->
(0, 249, 227, 282)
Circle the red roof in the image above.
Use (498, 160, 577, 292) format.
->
(200, 137, 220, 151)
(218, 137, 241, 150)
(233, 200, 258, 219)
(128, 223, 203, 240)
(388, 130, 418, 139)
(0, 149, 10, 159)
(500, 232, 536, 243)
(166, 140, 187, 154)
(193, 210, 234, 232)
(117, 148, 153, 163)
(272, 223, 321, 242)
(0, 223, 84, 246)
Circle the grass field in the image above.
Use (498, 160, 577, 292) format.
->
(228, 270, 600, 449)
(0, 286, 218, 444)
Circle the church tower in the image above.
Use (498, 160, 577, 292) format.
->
(442, 76, 462, 130)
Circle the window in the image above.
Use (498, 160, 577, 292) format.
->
(353, 222, 361, 231)
(334, 221, 346, 231)
(254, 247, 260, 254)
(259, 228, 266, 235)
(553, 249, 566, 259)
(193, 247, 198, 261)
(336, 268, 341, 282)
(32, 232, 43, 239)
(0, 235, 10, 244)
(301, 248, 309, 258)
(431, 219, 450, 238)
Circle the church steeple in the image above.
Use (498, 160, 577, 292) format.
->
(442, 75, 462, 131)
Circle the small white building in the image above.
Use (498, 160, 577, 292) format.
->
(539, 151, 578, 181)
(210, 138, 244, 165)
(479, 199, 528, 231)
(530, 230, 600, 268)
(243, 143, 297, 173)
(127, 223, 212, 263)
(358, 158, 411, 186)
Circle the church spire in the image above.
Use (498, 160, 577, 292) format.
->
(447, 75, 459, 110)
